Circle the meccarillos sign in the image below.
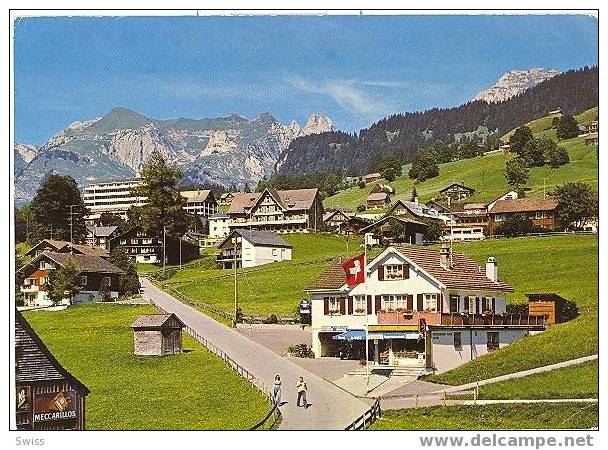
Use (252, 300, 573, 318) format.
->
(33, 391, 77, 423)
(34, 410, 77, 422)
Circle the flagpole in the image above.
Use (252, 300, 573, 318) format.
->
(364, 240, 369, 386)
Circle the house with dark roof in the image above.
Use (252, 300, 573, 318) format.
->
(359, 216, 428, 246)
(15, 311, 90, 430)
(439, 182, 476, 201)
(226, 188, 323, 233)
(86, 225, 120, 250)
(366, 191, 391, 209)
(216, 229, 292, 269)
(18, 251, 124, 308)
(109, 227, 199, 264)
(305, 244, 544, 374)
(323, 210, 354, 231)
(487, 197, 559, 235)
(26, 239, 110, 259)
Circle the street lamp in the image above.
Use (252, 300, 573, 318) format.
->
(232, 235, 241, 328)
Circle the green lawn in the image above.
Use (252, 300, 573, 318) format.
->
(501, 107, 598, 141)
(370, 403, 598, 430)
(323, 135, 597, 211)
(162, 233, 363, 317)
(478, 361, 598, 400)
(424, 234, 598, 385)
(23, 304, 269, 430)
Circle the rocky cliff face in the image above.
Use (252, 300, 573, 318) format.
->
(15, 107, 332, 204)
(475, 68, 560, 103)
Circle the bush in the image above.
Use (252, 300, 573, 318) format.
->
(506, 303, 529, 315)
(561, 299, 580, 322)
(357, 180, 366, 189)
(356, 205, 366, 213)
(495, 215, 536, 237)
(286, 343, 315, 358)
(264, 314, 278, 324)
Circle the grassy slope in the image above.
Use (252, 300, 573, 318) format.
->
(24, 304, 268, 430)
(478, 361, 598, 400)
(425, 234, 597, 385)
(501, 107, 599, 141)
(370, 403, 598, 430)
(323, 135, 597, 210)
(164, 233, 363, 316)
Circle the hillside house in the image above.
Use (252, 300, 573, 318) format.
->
(587, 120, 598, 134)
(86, 226, 120, 250)
(388, 199, 451, 225)
(585, 132, 598, 146)
(439, 182, 476, 202)
(366, 192, 391, 209)
(181, 189, 219, 217)
(131, 314, 185, 356)
(109, 227, 199, 264)
(306, 245, 544, 373)
(18, 252, 124, 308)
(226, 188, 323, 233)
(216, 229, 292, 269)
(487, 197, 559, 235)
(26, 239, 109, 259)
(219, 192, 236, 205)
(359, 216, 428, 246)
(16, 311, 90, 430)
(364, 173, 381, 184)
(323, 210, 353, 231)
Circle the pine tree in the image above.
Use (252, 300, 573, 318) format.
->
(556, 114, 580, 140)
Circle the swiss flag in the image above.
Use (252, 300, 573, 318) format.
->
(342, 254, 365, 286)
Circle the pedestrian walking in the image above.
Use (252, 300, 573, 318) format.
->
(296, 376, 308, 408)
(273, 374, 282, 406)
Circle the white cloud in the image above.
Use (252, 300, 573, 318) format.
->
(289, 77, 388, 119)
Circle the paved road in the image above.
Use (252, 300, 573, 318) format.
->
(140, 278, 371, 430)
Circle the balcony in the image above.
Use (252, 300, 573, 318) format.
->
(377, 310, 545, 328)
(217, 251, 242, 262)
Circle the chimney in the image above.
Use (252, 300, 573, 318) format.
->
(414, 196, 419, 205)
(447, 197, 451, 207)
(486, 257, 498, 282)
(440, 244, 451, 270)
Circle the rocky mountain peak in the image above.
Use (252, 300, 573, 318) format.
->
(474, 68, 560, 103)
(299, 114, 334, 137)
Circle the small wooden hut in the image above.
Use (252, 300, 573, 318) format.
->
(131, 314, 185, 356)
(526, 293, 568, 325)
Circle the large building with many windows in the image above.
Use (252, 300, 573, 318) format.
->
(83, 178, 146, 221)
(180, 189, 219, 217)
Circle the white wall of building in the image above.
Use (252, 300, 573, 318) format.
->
(430, 327, 529, 373)
(240, 239, 292, 268)
(209, 217, 230, 238)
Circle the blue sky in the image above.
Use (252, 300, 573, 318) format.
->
(14, 14, 597, 145)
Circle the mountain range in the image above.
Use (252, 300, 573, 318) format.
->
(14, 109, 334, 204)
(474, 68, 560, 103)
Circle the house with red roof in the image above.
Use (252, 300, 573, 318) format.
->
(305, 244, 545, 374)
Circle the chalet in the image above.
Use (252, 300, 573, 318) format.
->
(388, 199, 451, 224)
(306, 245, 544, 374)
(486, 190, 519, 211)
(208, 213, 230, 239)
(366, 192, 391, 209)
(18, 252, 124, 308)
(131, 314, 185, 356)
(25, 239, 109, 259)
(219, 192, 236, 205)
(587, 120, 598, 134)
(548, 109, 562, 117)
(323, 210, 353, 231)
(16, 311, 90, 430)
(181, 189, 219, 217)
(585, 132, 598, 146)
(359, 216, 428, 246)
(487, 197, 559, 235)
(216, 229, 292, 269)
(498, 143, 512, 154)
(426, 201, 487, 242)
(109, 227, 199, 264)
(364, 173, 381, 184)
(338, 216, 373, 235)
(86, 226, 120, 250)
(226, 188, 323, 233)
(439, 182, 476, 202)
(370, 183, 395, 195)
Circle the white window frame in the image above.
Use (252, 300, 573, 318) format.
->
(382, 294, 406, 311)
(423, 294, 438, 312)
(329, 297, 341, 314)
(272, 248, 278, 257)
(353, 295, 367, 315)
(385, 264, 404, 280)
(535, 211, 547, 219)
(80, 275, 88, 287)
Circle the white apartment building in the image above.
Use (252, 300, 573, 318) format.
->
(83, 178, 146, 221)
(181, 190, 219, 217)
(216, 229, 292, 269)
(208, 213, 230, 239)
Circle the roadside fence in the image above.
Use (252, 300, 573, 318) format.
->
(345, 397, 381, 430)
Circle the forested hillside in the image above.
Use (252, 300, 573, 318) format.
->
(277, 66, 598, 177)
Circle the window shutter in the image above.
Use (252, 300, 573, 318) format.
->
(416, 294, 423, 311)
(491, 297, 496, 313)
(348, 297, 354, 315)
(323, 297, 329, 315)
(482, 297, 487, 312)
(340, 297, 346, 315)
(407, 295, 414, 310)
(476, 297, 480, 314)
(439, 293, 443, 313)
(375, 295, 382, 313)
(404, 264, 410, 279)
(464, 296, 470, 311)
(367, 295, 372, 314)
(378, 266, 384, 280)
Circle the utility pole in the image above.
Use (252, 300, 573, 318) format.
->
(162, 226, 166, 277)
(233, 234, 239, 328)
(68, 204, 78, 254)
(542, 177, 549, 199)
(179, 237, 182, 270)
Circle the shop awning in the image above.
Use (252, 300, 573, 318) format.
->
(332, 330, 366, 341)
(368, 332, 422, 340)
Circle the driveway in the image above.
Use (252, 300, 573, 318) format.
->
(140, 278, 371, 430)
(236, 323, 311, 356)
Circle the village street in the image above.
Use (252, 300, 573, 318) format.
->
(139, 278, 372, 430)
